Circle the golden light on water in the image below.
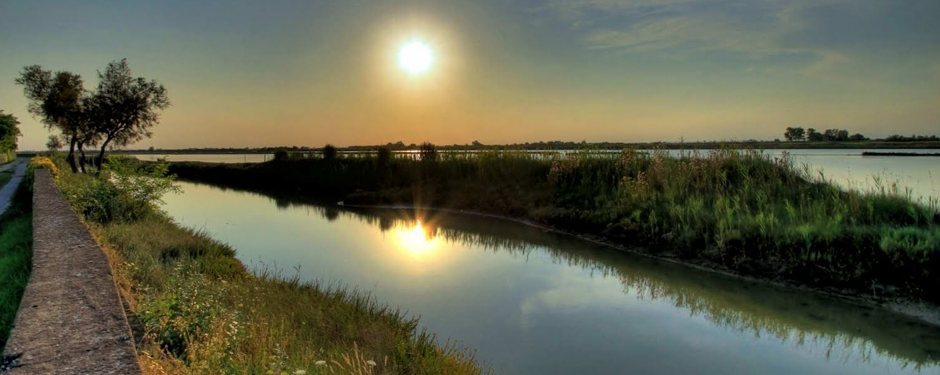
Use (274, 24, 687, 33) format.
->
(398, 41, 433, 74)
(394, 220, 439, 257)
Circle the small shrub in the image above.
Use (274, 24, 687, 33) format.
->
(419, 142, 438, 162)
(28, 156, 59, 181)
(377, 146, 392, 167)
(322, 144, 338, 161)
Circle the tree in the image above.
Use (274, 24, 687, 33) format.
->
(46, 134, 64, 152)
(806, 128, 824, 142)
(15, 66, 86, 172)
(0, 111, 22, 154)
(849, 133, 868, 141)
(86, 59, 169, 170)
(419, 142, 438, 162)
(783, 127, 805, 141)
(823, 129, 849, 141)
(322, 144, 337, 160)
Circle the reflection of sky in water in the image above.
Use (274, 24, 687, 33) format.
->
(162, 181, 940, 375)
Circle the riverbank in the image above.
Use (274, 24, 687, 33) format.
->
(44, 156, 488, 375)
(168, 149, 940, 308)
(109, 139, 940, 156)
(0, 164, 31, 355)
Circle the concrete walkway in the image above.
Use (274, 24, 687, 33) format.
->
(2, 170, 142, 374)
(0, 158, 28, 216)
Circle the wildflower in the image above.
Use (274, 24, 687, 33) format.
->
(366, 360, 377, 367)
(314, 360, 326, 366)
(294, 371, 306, 375)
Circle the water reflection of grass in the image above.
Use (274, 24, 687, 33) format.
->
(245, 199, 940, 370)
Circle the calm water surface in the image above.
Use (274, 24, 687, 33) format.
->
(162, 181, 940, 375)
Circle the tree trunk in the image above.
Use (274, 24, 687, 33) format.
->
(66, 136, 79, 173)
(77, 142, 87, 173)
(95, 138, 112, 177)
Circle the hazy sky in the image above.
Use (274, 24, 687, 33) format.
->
(2, 0, 938, 150)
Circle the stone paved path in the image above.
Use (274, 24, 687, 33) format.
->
(2, 170, 142, 374)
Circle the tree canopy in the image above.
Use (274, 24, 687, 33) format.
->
(15, 59, 169, 173)
(0, 111, 22, 153)
(87, 59, 169, 166)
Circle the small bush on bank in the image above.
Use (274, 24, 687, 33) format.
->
(28, 156, 58, 181)
(322, 144, 338, 161)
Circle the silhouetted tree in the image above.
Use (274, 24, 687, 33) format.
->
(806, 128, 824, 142)
(376, 146, 392, 167)
(419, 142, 438, 162)
(15, 66, 85, 172)
(86, 59, 169, 170)
(849, 133, 868, 141)
(322, 144, 338, 160)
(823, 129, 849, 141)
(783, 127, 805, 141)
(273, 148, 290, 161)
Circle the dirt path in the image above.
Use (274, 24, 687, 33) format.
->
(2, 170, 141, 374)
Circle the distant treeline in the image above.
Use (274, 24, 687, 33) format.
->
(783, 127, 940, 143)
(112, 133, 940, 155)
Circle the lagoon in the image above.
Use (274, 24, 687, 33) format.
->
(161, 180, 940, 375)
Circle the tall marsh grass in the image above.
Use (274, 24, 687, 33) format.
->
(171, 148, 940, 300)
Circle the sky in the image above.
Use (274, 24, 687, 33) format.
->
(1, 0, 938, 150)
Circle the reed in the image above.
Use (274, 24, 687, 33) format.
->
(170, 148, 940, 300)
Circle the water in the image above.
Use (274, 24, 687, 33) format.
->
(126, 153, 273, 163)
(134, 149, 940, 203)
(162, 181, 940, 375)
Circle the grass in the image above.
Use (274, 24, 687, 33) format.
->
(169, 148, 940, 302)
(0, 170, 32, 352)
(45, 155, 488, 375)
(0, 171, 13, 191)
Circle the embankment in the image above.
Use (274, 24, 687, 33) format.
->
(2, 170, 141, 374)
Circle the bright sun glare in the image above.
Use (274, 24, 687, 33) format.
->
(398, 41, 433, 74)
(395, 221, 439, 257)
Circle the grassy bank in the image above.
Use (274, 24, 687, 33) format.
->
(0, 171, 13, 190)
(43, 156, 487, 375)
(0, 169, 31, 352)
(169, 149, 940, 302)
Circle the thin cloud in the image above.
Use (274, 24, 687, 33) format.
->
(535, 0, 939, 77)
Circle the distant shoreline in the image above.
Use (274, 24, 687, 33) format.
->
(862, 152, 940, 157)
(95, 140, 940, 155)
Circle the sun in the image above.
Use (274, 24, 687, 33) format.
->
(398, 41, 433, 74)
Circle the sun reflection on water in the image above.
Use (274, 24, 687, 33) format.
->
(394, 220, 439, 257)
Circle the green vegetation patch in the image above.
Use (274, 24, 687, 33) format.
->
(0, 171, 13, 191)
(170, 148, 940, 301)
(0, 176, 32, 351)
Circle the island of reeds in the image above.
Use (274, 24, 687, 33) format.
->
(170, 147, 940, 304)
